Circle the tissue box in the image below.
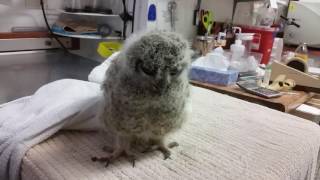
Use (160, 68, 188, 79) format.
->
(190, 66, 239, 86)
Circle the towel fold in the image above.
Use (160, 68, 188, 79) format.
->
(88, 51, 120, 84)
(0, 79, 103, 180)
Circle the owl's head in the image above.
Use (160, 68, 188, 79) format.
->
(121, 31, 191, 95)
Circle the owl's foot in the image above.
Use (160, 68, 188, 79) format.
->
(158, 146, 171, 160)
(168, 141, 179, 149)
(91, 156, 112, 167)
(92, 147, 123, 167)
(158, 142, 179, 160)
(92, 148, 137, 167)
(142, 141, 179, 160)
(124, 152, 137, 167)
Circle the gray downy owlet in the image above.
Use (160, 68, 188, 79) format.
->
(92, 30, 192, 167)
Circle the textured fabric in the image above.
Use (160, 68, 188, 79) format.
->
(88, 51, 119, 84)
(22, 86, 320, 180)
(0, 79, 103, 180)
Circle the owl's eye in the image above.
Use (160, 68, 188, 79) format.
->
(170, 67, 182, 76)
(140, 64, 157, 76)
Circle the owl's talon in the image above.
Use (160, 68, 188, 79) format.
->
(124, 151, 137, 167)
(168, 142, 179, 149)
(141, 145, 157, 154)
(131, 158, 136, 167)
(91, 156, 107, 162)
(158, 147, 171, 160)
(162, 141, 178, 159)
(92, 156, 115, 168)
(92, 155, 116, 167)
(91, 157, 98, 162)
(163, 153, 171, 160)
(105, 160, 110, 167)
(92, 156, 112, 167)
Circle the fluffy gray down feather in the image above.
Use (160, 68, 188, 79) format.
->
(100, 30, 191, 153)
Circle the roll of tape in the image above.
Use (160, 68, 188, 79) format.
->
(286, 57, 308, 73)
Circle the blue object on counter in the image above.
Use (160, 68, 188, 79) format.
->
(190, 66, 239, 86)
(148, 4, 157, 21)
(51, 24, 99, 36)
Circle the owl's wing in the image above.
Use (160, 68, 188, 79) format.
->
(101, 55, 121, 91)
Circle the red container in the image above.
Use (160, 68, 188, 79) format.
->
(241, 25, 278, 65)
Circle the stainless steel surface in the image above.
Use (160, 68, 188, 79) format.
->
(0, 50, 99, 104)
(0, 38, 72, 52)
(11, 27, 47, 32)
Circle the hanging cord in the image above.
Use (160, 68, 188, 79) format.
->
(120, 0, 133, 39)
(40, 0, 68, 52)
(132, 0, 136, 33)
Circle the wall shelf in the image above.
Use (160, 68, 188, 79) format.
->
(59, 10, 120, 18)
(54, 0, 136, 40)
(53, 32, 122, 40)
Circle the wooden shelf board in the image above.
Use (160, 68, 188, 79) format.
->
(0, 32, 50, 39)
(190, 80, 314, 112)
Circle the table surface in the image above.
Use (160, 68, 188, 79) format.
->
(191, 80, 314, 112)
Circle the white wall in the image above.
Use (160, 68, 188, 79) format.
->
(146, 0, 197, 41)
(0, 1, 61, 32)
(0, 0, 234, 61)
(145, 0, 234, 41)
(201, 0, 234, 22)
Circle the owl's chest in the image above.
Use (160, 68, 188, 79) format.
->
(106, 90, 185, 136)
(115, 95, 181, 120)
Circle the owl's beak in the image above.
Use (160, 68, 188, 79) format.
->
(156, 71, 171, 94)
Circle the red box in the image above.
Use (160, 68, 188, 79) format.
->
(241, 25, 278, 65)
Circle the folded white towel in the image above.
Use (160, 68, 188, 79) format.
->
(0, 79, 103, 180)
(88, 51, 120, 84)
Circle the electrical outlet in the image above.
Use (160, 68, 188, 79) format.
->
(25, 0, 48, 9)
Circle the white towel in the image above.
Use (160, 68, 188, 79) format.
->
(88, 52, 120, 84)
(0, 79, 103, 180)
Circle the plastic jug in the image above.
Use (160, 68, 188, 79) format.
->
(230, 39, 245, 62)
(237, 33, 254, 57)
(295, 43, 309, 62)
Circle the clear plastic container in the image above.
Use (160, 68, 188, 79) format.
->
(230, 39, 245, 62)
(237, 33, 254, 57)
(64, 0, 84, 12)
(270, 38, 284, 63)
(295, 43, 309, 62)
(83, 0, 99, 12)
(262, 64, 272, 87)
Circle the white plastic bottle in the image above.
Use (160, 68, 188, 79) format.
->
(262, 63, 272, 88)
(230, 39, 245, 62)
(270, 38, 284, 63)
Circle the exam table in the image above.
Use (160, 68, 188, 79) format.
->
(2, 50, 320, 180)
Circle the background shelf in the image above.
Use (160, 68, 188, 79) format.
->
(53, 32, 122, 40)
(59, 10, 120, 18)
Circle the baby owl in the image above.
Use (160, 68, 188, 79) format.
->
(93, 31, 191, 166)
